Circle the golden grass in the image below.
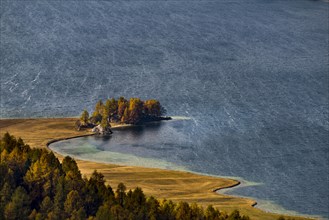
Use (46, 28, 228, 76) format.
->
(0, 118, 313, 220)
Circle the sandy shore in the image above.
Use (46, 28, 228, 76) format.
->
(0, 118, 312, 220)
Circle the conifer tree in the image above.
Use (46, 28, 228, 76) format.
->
(117, 97, 128, 118)
(128, 98, 143, 124)
(0, 183, 13, 219)
(121, 108, 130, 124)
(92, 100, 104, 124)
(144, 99, 162, 117)
(160, 199, 176, 220)
(80, 109, 89, 125)
(190, 203, 204, 219)
(116, 183, 126, 207)
(39, 196, 53, 218)
(105, 98, 118, 118)
(53, 177, 66, 220)
(64, 190, 83, 215)
(175, 202, 191, 220)
(96, 204, 113, 220)
(63, 157, 84, 192)
(4, 186, 30, 219)
(205, 205, 220, 219)
(70, 207, 87, 220)
(100, 114, 110, 130)
(62, 156, 80, 176)
(147, 196, 160, 220)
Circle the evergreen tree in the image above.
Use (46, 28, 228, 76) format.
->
(132, 187, 146, 207)
(92, 100, 104, 124)
(39, 196, 53, 219)
(160, 199, 176, 220)
(147, 196, 160, 220)
(64, 190, 83, 215)
(62, 156, 80, 175)
(94, 100, 104, 115)
(175, 202, 191, 220)
(228, 210, 246, 220)
(1, 132, 15, 152)
(84, 171, 106, 216)
(70, 207, 87, 220)
(104, 99, 111, 114)
(53, 177, 66, 220)
(116, 183, 126, 207)
(100, 115, 110, 130)
(80, 109, 89, 125)
(96, 204, 112, 220)
(24, 151, 61, 208)
(7, 145, 29, 185)
(121, 108, 130, 124)
(110, 205, 129, 220)
(103, 185, 115, 204)
(4, 186, 30, 220)
(128, 98, 143, 124)
(62, 157, 83, 191)
(205, 205, 220, 220)
(105, 98, 118, 120)
(0, 183, 13, 219)
(0, 164, 15, 192)
(190, 203, 204, 220)
(144, 99, 162, 117)
(28, 209, 38, 220)
(117, 97, 128, 118)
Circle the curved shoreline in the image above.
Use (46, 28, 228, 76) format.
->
(212, 181, 260, 207)
(46, 129, 243, 196)
(45, 124, 259, 214)
(213, 180, 257, 207)
(46, 132, 281, 218)
(0, 118, 315, 220)
(212, 180, 260, 207)
(45, 125, 318, 220)
(213, 180, 241, 193)
(46, 133, 95, 147)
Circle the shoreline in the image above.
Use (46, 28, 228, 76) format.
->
(0, 118, 315, 220)
(46, 133, 96, 146)
(46, 130, 241, 195)
(212, 181, 258, 207)
(48, 136, 262, 215)
(47, 133, 318, 219)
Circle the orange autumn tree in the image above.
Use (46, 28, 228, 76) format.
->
(80, 97, 168, 125)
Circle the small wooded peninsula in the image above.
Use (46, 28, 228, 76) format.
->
(75, 97, 171, 134)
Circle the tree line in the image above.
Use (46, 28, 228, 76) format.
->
(77, 97, 169, 130)
(0, 133, 252, 220)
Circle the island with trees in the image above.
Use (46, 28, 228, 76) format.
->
(75, 97, 171, 135)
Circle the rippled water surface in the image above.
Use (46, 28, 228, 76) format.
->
(1, 0, 328, 218)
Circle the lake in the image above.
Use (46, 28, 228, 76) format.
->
(1, 0, 328, 218)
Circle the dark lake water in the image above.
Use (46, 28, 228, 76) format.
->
(1, 0, 328, 218)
